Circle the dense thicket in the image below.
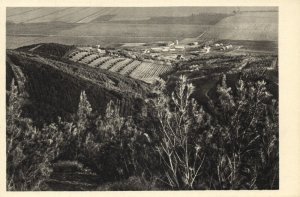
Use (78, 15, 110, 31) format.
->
(7, 80, 64, 190)
(147, 75, 278, 189)
(7, 71, 278, 190)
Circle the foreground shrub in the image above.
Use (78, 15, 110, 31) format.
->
(150, 74, 278, 190)
(6, 80, 63, 191)
(7, 73, 278, 190)
(63, 94, 151, 182)
(205, 75, 279, 189)
(150, 76, 209, 189)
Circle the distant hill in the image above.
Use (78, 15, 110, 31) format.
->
(7, 43, 150, 125)
(112, 13, 232, 25)
(204, 12, 278, 41)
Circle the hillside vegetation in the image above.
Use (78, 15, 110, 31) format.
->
(7, 67, 279, 190)
(7, 48, 149, 124)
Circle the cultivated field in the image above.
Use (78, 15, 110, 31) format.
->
(6, 23, 208, 49)
(7, 7, 236, 23)
(7, 7, 277, 23)
(57, 23, 206, 38)
(68, 51, 172, 83)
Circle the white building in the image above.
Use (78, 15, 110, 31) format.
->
(97, 49, 106, 53)
(150, 47, 163, 52)
(168, 42, 175, 47)
(174, 45, 185, 50)
(162, 48, 169, 52)
(226, 45, 233, 49)
(200, 46, 211, 53)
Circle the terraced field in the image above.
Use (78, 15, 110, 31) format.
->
(108, 59, 133, 72)
(130, 62, 172, 83)
(78, 53, 99, 64)
(69, 51, 89, 61)
(119, 60, 141, 75)
(99, 58, 125, 70)
(92, 57, 112, 67)
(69, 51, 172, 83)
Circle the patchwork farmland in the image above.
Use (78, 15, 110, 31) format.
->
(68, 50, 172, 83)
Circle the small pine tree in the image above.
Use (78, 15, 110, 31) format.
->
(77, 91, 92, 128)
(74, 91, 92, 158)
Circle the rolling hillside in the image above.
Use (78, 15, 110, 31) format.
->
(7, 44, 150, 124)
(204, 11, 278, 41)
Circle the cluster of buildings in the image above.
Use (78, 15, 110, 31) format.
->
(148, 40, 186, 53)
(78, 45, 106, 54)
(200, 46, 211, 53)
(95, 44, 106, 53)
(76, 40, 236, 65)
(214, 43, 233, 51)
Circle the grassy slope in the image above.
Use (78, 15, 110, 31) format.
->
(17, 43, 76, 58)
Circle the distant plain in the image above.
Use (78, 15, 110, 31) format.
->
(7, 7, 278, 49)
